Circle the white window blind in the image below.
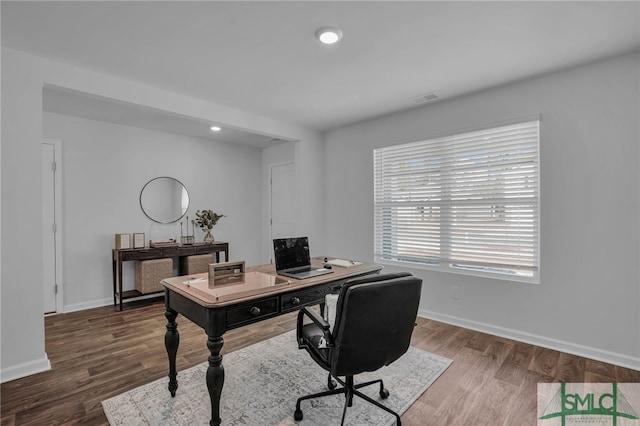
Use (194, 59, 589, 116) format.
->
(373, 120, 539, 282)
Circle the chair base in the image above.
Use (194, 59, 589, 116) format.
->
(294, 375, 400, 425)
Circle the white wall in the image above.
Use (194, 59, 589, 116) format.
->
(324, 52, 640, 369)
(1, 49, 50, 381)
(42, 112, 263, 310)
(295, 133, 327, 255)
(1, 48, 323, 382)
(261, 141, 296, 261)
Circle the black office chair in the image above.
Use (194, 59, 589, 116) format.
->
(294, 272, 422, 425)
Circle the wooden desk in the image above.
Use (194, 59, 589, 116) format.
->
(162, 258, 382, 426)
(112, 242, 229, 311)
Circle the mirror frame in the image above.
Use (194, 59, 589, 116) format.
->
(139, 176, 190, 224)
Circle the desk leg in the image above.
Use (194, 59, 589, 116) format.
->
(164, 308, 180, 397)
(206, 334, 224, 426)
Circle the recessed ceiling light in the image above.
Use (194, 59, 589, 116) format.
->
(315, 27, 343, 45)
(210, 126, 221, 132)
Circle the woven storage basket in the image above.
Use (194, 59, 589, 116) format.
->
(180, 254, 215, 275)
(135, 258, 173, 294)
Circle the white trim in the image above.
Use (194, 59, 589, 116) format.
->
(63, 298, 113, 313)
(377, 258, 539, 285)
(63, 294, 162, 313)
(0, 354, 51, 383)
(419, 309, 640, 372)
(43, 138, 64, 313)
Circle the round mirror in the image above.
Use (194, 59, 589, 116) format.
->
(139, 177, 190, 223)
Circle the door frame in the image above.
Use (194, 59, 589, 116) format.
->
(43, 138, 63, 313)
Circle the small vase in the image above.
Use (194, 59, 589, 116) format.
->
(203, 229, 214, 244)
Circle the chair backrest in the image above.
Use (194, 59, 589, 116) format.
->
(330, 272, 422, 377)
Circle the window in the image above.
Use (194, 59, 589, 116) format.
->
(373, 120, 540, 283)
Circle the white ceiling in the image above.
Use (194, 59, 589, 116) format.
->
(2, 1, 639, 145)
(41, 86, 291, 148)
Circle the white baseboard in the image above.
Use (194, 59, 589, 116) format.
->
(1, 354, 51, 383)
(419, 309, 640, 372)
(63, 297, 113, 313)
(3, 295, 163, 383)
(63, 293, 162, 313)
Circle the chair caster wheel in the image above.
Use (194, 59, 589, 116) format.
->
(380, 388, 390, 399)
(294, 409, 303, 421)
(328, 380, 337, 390)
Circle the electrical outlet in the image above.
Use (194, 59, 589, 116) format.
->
(452, 286, 460, 300)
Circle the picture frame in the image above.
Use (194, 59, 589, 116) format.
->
(209, 261, 245, 287)
(133, 233, 145, 249)
(115, 233, 131, 249)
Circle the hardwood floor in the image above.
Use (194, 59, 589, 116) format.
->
(2, 300, 638, 425)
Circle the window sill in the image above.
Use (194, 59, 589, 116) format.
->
(375, 257, 540, 284)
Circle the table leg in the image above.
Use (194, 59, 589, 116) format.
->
(206, 334, 225, 426)
(112, 258, 117, 306)
(118, 258, 124, 311)
(164, 307, 180, 397)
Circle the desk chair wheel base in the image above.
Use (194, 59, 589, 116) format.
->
(327, 373, 337, 390)
(293, 376, 401, 426)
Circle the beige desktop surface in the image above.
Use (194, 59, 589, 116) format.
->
(161, 258, 380, 307)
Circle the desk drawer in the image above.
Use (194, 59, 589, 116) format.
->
(281, 285, 333, 312)
(227, 297, 278, 328)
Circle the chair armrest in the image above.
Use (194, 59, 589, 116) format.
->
(296, 307, 332, 349)
(303, 306, 331, 329)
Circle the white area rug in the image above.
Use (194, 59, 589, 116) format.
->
(102, 330, 451, 426)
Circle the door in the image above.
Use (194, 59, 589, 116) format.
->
(42, 140, 61, 313)
(270, 163, 298, 262)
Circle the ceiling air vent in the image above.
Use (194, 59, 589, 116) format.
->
(409, 92, 439, 105)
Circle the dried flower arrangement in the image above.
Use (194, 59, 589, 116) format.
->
(195, 210, 225, 231)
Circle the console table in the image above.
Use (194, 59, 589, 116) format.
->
(112, 242, 229, 311)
